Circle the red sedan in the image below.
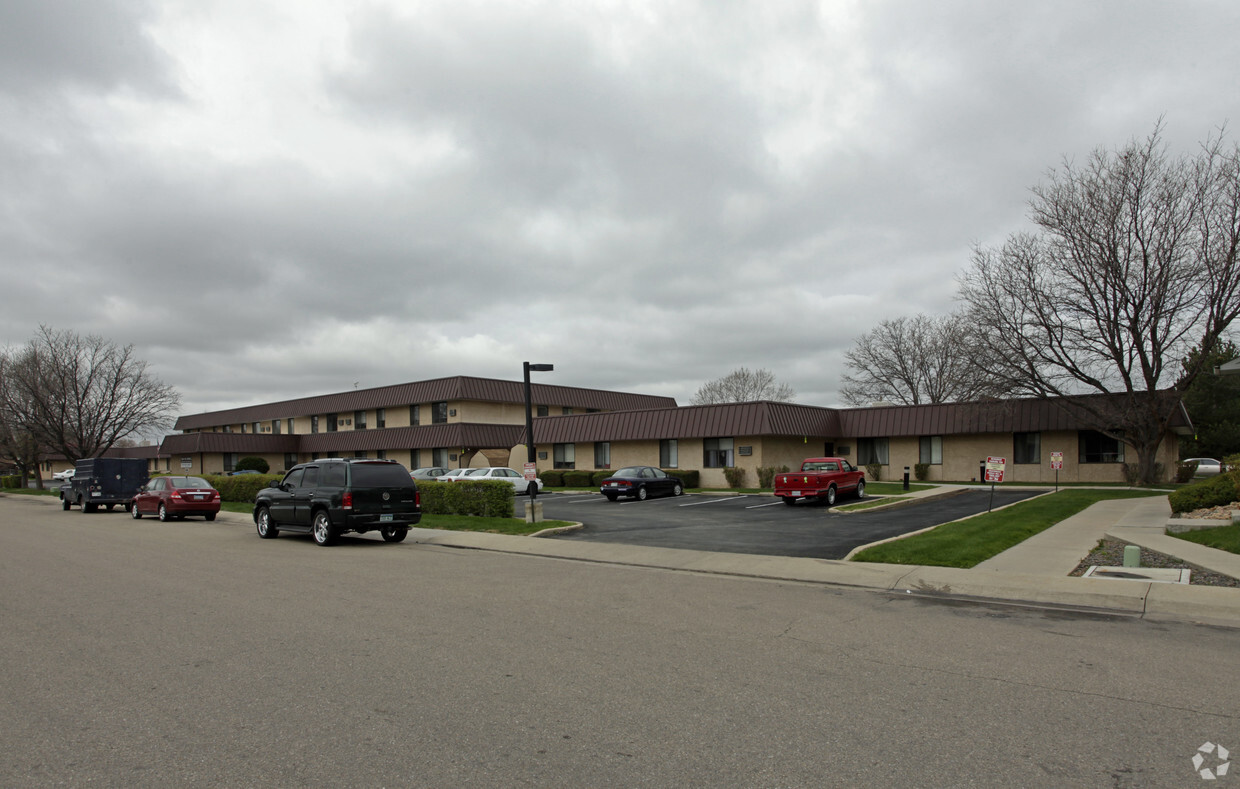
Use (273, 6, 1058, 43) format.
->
(130, 476, 221, 522)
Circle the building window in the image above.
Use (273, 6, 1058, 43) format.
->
(432, 402, 448, 424)
(919, 436, 943, 465)
(537, 405, 549, 417)
(271, 419, 281, 435)
(410, 405, 420, 425)
(355, 410, 366, 429)
(327, 414, 338, 432)
(287, 418, 294, 434)
(284, 453, 297, 470)
(858, 438, 890, 466)
(251, 422, 259, 434)
(410, 449, 420, 468)
(311, 415, 319, 434)
(594, 442, 610, 468)
(376, 408, 385, 428)
(562, 407, 572, 415)
(1079, 430, 1124, 463)
(354, 450, 367, 458)
(553, 443, 576, 469)
(1014, 432, 1041, 464)
(660, 439, 678, 468)
(703, 437, 734, 468)
(223, 453, 238, 472)
(432, 448, 450, 467)
(376, 450, 386, 460)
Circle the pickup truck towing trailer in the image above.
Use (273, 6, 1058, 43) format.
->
(62, 457, 150, 513)
(773, 457, 866, 506)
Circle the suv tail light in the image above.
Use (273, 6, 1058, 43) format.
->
(342, 491, 353, 510)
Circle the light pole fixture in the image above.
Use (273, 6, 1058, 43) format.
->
(523, 362, 554, 501)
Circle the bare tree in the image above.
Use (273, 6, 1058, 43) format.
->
(0, 327, 181, 464)
(958, 123, 1240, 483)
(0, 356, 45, 488)
(839, 313, 1013, 406)
(691, 367, 796, 405)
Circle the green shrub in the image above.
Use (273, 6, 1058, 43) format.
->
(1169, 473, 1238, 513)
(914, 463, 930, 481)
(1, 474, 23, 488)
(1175, 461, 1199, 483)
(236, 456, 270, 474)
(723, 467, 746, 488)
(666, 469, 699, 488)
(757, 466, 789, 488)
(591, 470, 613, 486)
(418, 480, 513, 517)
(203, 473, 281, 503)
(562, 470, 594, 487)
(865, 463, 882, 481)
(540, 470, 564, 487)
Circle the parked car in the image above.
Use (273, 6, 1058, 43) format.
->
(410, 467, 449, 480)
(600, 466, 683, 501)
(130, 476, 221, 522)
(467, 466, 544, 495)
(226, 469, 262, 476)
(1183, 458, 1226, 477)
(252, 458, 420, 546)
(439, 468, 480, 482)
(52, 468, 75, 481)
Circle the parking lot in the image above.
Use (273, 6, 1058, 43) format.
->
(538, 488, 1045, 559)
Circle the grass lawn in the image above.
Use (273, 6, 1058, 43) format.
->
(2, 487, 60, 497)
(850, 489, 1165, 568)
(1170, 523, 1240, 555)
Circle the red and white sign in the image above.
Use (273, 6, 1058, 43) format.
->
(523, 462, 538, 481)
(985, 456, 1006, 483)
(1050, 451, 1063, 470)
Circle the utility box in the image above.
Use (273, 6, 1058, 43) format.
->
(63, 457, 150, 513)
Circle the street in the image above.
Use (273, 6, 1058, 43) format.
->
(2, 494, 1238, 787)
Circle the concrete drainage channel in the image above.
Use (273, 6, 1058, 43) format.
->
(1083, 566, 1191, 584)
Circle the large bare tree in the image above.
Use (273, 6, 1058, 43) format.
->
(958, 124, 1240, 483)
(691, 367, 796, 405)
(0, 327, 181, 464)
(839, 313, 1014, 406)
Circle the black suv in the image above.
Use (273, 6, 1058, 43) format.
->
(253, 458, 421, 546)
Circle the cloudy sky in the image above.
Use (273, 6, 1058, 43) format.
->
(2, 0, 1237, 421)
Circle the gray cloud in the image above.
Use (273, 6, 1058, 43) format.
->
(2, 0, 1239, 420)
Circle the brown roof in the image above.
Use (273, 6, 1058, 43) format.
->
(838, 394, 1194, 437)
(161, 433, 300, 455)
(158, 423, 524, 456)
(527, 401, 843, 443)
(173, 376, 677, 431)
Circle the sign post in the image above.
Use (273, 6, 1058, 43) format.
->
(984, 456, 1006, 511)
(1050, 451, 1063, 492)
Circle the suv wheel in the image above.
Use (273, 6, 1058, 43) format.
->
(380, 526, 408, 543)
(312, 510, 337, 546)
(255, 506, 279, 539)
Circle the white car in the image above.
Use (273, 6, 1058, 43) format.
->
(466, 467, 544, 495)
(1183, 458, 1226, 476)
(439, 468, 480, 482)
(52, 468, 75, 481)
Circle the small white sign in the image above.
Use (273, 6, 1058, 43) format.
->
(523, 462, 537, 481)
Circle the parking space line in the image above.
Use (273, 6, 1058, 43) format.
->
(679, 496, 748, 507)
(745, 500, 784, 509)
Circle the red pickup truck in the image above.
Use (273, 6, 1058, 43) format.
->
(774, 457, 866, 506)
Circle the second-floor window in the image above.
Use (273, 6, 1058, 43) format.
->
(311, 415, 319, 434)
(376, 408, 385, 428)
(327, 413, 338, 432)
(433, 402, 448, 424)
(410, 404, 420, 425)
(355, 410, 366, 429)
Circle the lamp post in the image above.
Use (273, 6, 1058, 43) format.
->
(523, 362, 554, 504)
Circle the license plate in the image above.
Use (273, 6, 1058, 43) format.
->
(609, 482, 619, 487)
(790, 491, 801, 496)
(380, 514, 393, 522)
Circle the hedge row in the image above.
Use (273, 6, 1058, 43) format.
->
(1169, 472, 1239, 513)
(539, 468, 700, 488)
(418, 480, 514, 518)
(1, 475, 23, 489)
(200, 474, 282, 503)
